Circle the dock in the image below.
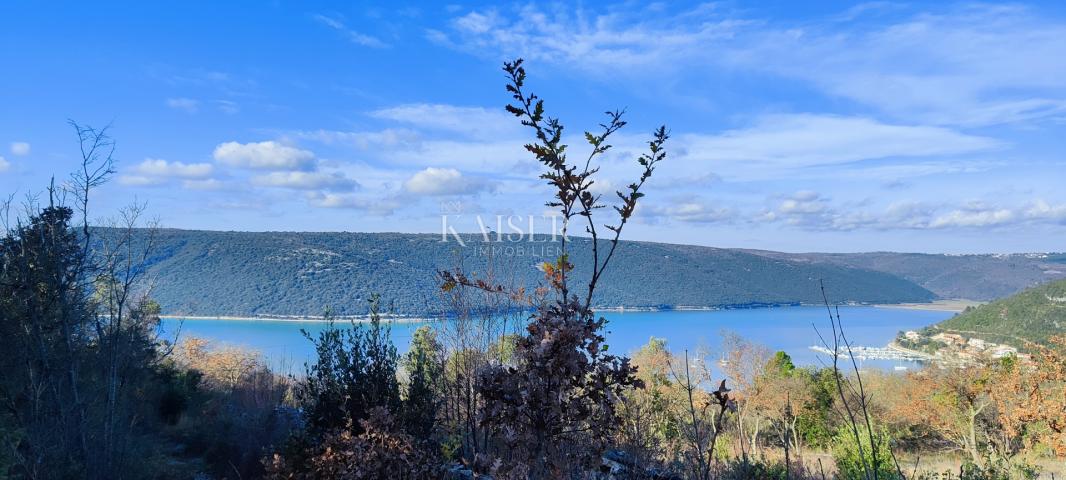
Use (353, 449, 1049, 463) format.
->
(809, 345, 930, 362)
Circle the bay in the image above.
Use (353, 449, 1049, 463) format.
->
(159, 306, 952, 375)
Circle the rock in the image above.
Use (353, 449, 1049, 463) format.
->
(596, 450, 683, 480)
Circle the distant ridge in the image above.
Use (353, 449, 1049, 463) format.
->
(745, 250, 1066, 301)
(936, 278, 1066, 346)
(134, 229, 940, 317)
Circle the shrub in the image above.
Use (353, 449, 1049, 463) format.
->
(474, 296, 645, 473)
(400, 325, 443, 442)
(916, 459, 1038, 480)
(296, 297, 401, 437)
(717, 458, 790, 480)
(434, 57, 667, 478)
(265, 408, 442, 480)
(0, 414, 19, 480)
(832, 424, 901, 480)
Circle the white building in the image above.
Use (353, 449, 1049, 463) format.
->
(990, 345, 1018, 359)
(932, 333, 965, 346)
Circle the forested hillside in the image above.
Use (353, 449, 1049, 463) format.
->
(937, 278, 1066, 345)
(134, 229, 936, 316)
(749, 250, 1066, 300)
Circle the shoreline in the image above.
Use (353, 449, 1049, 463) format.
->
(873, 299, 981, 313)
(161, 300, 958, 322)
(160, 314, 430, 324)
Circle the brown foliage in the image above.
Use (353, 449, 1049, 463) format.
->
(266, 407, 442, 480)
(475, 297, 644, 474)
(996, 336, 1066, 456)
(898, 367, 993, 463)
(434, 57, 667, 478)
(173, 336, 266, 390)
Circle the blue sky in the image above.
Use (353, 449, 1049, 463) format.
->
(2, 1, 1065, 253)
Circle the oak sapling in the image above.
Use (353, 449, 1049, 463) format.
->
(439, 58, 669, 477)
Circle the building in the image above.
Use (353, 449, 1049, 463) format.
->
(932, 333, 965, 346)
(990, 345, 1019, 359)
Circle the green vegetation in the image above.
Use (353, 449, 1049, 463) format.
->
(752, 251, 1066, 301)
(0, 124, 295, 479)
(128, 229, 936, 316)
(936, 278, 1066, 346)
(8, 63, 1065, 480)
(831, 425, 899, 480)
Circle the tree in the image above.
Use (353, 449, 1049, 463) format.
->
(720, 332, 772, 456)
(0, 203, 92, 478)
(295, 296, 401, 438)
(994, 337, 1066, 458)
(767, 351, 797, 377)
(668, 349, 736, 480)
(439, 58, 668, 477)
(401, 325, 443, 442)
(278, 296, 456, 476)
(755, 353, 812, 459)
(901, 367, 993, 463)
(622, 337, 683, 467)
(0, 122, 163, 479)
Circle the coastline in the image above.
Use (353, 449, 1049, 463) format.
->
(160, 314, 430, 324)
(162, 301, 939, 322)
(873, 299, 980, 313)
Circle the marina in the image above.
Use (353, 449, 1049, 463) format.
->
(809, 344, 930, 363)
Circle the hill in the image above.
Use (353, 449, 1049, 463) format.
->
(747, 251, 1066, 301)
(935, 278, 1066, 346)
(134, 229, 936, 317)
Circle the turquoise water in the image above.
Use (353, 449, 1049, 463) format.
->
(159, 306, 952, 375)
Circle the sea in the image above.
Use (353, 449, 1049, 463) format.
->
(159, 306, 952, 376)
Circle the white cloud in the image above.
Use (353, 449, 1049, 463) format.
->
(404, 167, 492, 196)
(435, 5, 737, 73)
(10, 142, 30, 156)
(370, 104, 520, 139)
(251, 171, 358, 191)
(119, 158, 214, 187)
(182, 178, 225, 190)
(117, 175, 165, 186)
(295, 128, 421, 149)
(644, 198, 735, 224)
(440, 4, 1066, 127)
(383, 138, 533, 172)
(166, 97, 200, 113)
(213, 141, 316, 170)
(291, 103, 580, 174)
(727, 5, 1066, 126)
(815, 160, 1005, 182)
(307, 192, 402, 215)
(677, 114, 999, 180)
(754, 195, 1066, 231)
(1026, 200, 1066, 223)
(779, 191, 827, 215)
(216, 100, 239, 114)
(132, 158, 213, 178)
(929, 206, 1016, 229)
(312, 13, 388, 48)
(0, 156, 10, 172)
(764, 191, 857, 229)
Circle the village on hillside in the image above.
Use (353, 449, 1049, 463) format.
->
(894, 329, 1032, 367)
